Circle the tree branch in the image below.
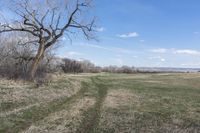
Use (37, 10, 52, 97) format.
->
(0, 24, 40, 37)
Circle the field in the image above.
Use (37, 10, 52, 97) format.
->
(0, 73, 200, 133)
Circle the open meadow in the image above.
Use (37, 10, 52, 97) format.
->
(0, 73, 200, 133)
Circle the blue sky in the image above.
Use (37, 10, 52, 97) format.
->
(57, 0, 200, 68)
(2, 0, 200, 68)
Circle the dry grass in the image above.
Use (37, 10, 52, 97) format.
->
(23, 97, 96, 133)
(97, 88, 143, 133)
(1, 73, 200, 133)
(97, 73, 200, 133)
(103, 89, 140, 109)
(0, 77, 82, 117)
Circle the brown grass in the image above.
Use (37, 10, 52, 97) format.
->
(0, 76, 82, 116)
(103, 89, 140, 108)
(23, 97, 96, 133)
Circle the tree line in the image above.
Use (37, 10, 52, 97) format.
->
(0, 33, 138, 80)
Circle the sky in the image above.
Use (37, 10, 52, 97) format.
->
(2, 0, 200, 68)
(57, 0, 200, 68)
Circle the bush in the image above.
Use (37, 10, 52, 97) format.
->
(0, 34, 59, 80)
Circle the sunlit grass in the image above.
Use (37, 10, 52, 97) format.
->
(0, 73, 200, 132)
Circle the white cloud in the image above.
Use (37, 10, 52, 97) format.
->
(140, 40, 145, 42)
(174, 49, 200, 55)
(77, 43, 105, 49)
(57, 51, 83, 58)
(181, 62, 200, 67)
(150, 48, 200, 56)
(66, 51, 84, 56)
(96, 27, 105, 32)
(113, 47, 133, 54)
(76, 43, 133, 54)
(148, 56, 166, 62)
(62, 37, 66, 41)
(132, 55, 138, 58)
(161, 58, 166, 62)
(148, 56, 160, 59)
(194, 32, 200, 34)
(117, 32, 139, 38)
(116, 54, 122, 57)
(150, 48, 167, 53)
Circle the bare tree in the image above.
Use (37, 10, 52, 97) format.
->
(0, 0, 95, 80)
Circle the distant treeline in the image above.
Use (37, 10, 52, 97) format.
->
(0, 35, 189, 81)
(61, 58, 139, 74)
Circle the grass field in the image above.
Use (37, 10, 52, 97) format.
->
(0, 73, 200, 133)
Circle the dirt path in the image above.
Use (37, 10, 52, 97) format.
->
(0, 75, 162, 133)
(76, 77, 108, 133)
(20, 76, 109, 133)
(21, 80, 97, 133)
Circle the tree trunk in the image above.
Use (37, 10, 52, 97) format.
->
(29, 43, 45, 80)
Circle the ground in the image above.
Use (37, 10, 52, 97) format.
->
(0, 73, 200, 133)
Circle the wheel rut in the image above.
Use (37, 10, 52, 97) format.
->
(77, 77, 108, 133)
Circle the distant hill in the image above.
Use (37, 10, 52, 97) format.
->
(137, 67, 200, 73)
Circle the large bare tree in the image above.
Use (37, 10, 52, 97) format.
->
(0, 0, 95, 80)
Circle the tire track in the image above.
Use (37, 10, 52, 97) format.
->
(0, 81, 88, 133)
(77, 77, 108, 133)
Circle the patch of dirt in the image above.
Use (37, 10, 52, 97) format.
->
(103, 89, 140, 109)
(97, 89, 142, 132)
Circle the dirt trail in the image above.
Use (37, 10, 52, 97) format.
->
(20, 76, 108, 133)
(77, 77, 108, 133)
(21, 79, 97, 133)
(0, 76, 109, 133)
